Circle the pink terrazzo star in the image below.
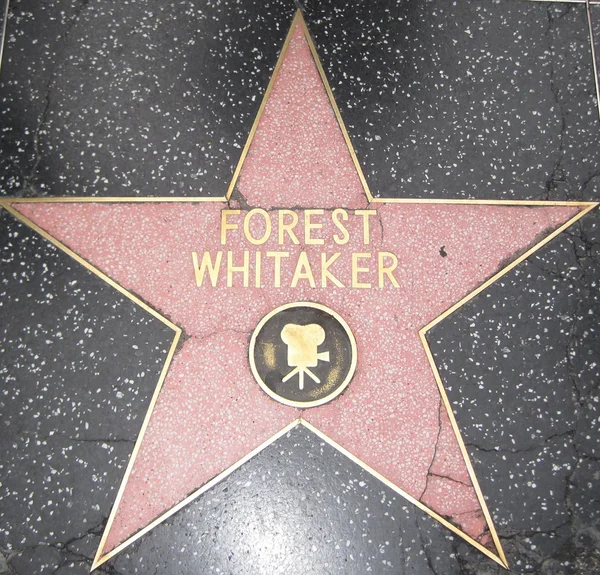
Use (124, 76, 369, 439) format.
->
(4, 12, 596, 571)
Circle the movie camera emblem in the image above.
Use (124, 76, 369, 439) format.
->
(249, 302, 357, 408)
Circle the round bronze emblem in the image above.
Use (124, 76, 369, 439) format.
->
(249, 302, 357, 408)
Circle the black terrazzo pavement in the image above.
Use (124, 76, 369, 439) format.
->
(1, 1, 599, 574)
(110, 425, 459, 575)
(0, 212, 174, 574)
(592, 5, 600, 119)
(0, 0, 295, 197)
(429, 212, 600, 574)
(303, 0, 600, 201)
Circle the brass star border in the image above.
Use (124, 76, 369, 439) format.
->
(1, 10, 597, 572)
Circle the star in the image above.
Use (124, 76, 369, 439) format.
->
(1, 10, 596, 572)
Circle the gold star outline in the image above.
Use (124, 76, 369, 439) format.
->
(0, 10, 597, 572)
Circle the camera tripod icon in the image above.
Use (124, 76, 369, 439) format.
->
(281, 323, 330, 390)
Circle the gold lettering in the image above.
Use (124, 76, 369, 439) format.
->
(378, 252, 400, 288)
(194, 247, 400, 290)
(192, 251, 222, 287)
(227, 250, 249, 287)
(304, 209, 324, 245)
(266, 251, 289, 288)
(332, 208, 350, 245)
(221, 209, 240, 245)
(243, 208, 271, 245)
(278, 210, 300, 245)
(255, 251, 262, 288)
(355, 210, 377, 245)
(352, 252, 371, 288)
(321, 253, 344, 287)
(291, 251, 316, 288)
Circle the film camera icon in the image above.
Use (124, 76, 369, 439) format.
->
(281, 323, 330, 390)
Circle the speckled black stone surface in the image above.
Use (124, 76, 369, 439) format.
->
(0, 0, 295, 197)
(1, 1, 599, 574)
(0, 212, 174, 574)
(429, 215, 600, 574)
(304, 0, 600, 201)
(109, 425, 459, 575)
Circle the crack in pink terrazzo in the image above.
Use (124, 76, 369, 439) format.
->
(16, 200, 580, 555)
(9, 19, 583, 561)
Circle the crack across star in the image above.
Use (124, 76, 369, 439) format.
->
(1, 10, 597, 573)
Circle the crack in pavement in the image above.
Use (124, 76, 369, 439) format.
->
(20, 0, 91, 198)
(420, 398, 443, 501)
(465, 429, 575, 454)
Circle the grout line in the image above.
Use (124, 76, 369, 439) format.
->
(527, 0, 600, 4)
(3, 197, 594, 208)
(0, 0, 9, 72)
(586, 0, 600, 122)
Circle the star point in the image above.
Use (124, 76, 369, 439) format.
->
(1, 11, 597, 573)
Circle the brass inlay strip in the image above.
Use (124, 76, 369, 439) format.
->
(0, 200, 180, 332)
(421, 202, 598, 333)
(419, 331, 508, 568)
(92, 419, 302, 569)
(3, 196, 595, 208)
(298, 14, 374, 203)
(92, 331, 181, 570)
(418, 202, 598, 571)
(0, 0, 9, 72)
(586, 0, 600, 122)
(300, 419, 508, 569)
(223, 11, 300, 200)
(0, 200, 186, 571)
(0, 196, 226, 203)
(4, 197, 594, 208)
(371, 198, 595, 206)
